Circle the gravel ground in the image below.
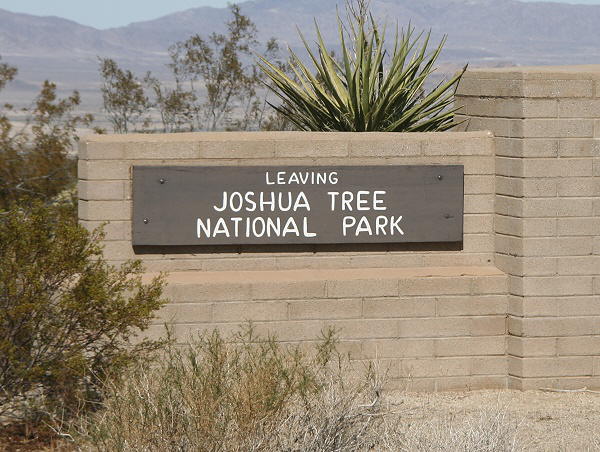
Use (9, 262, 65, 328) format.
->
(391, 389, 600, 451)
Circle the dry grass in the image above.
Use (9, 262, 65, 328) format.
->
(5, 321, 600, 451)
(70, 326, 533, 452)
(73, 326, 389, 451)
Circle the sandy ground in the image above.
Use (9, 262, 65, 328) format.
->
(391, 389, 600, 451)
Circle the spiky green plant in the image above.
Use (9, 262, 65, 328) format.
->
(258, 9, 466, 132)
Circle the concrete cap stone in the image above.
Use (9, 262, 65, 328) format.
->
(462, 65, 600, 80)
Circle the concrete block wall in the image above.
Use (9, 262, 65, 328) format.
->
(79, 131, 495, 272)
(456, 65, 600, 390)
(145, 266, 507, 391)
(79, 131, 508, 391)
(78, 65, 600, 390)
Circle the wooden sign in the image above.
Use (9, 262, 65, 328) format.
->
(132, 165, 464, 246)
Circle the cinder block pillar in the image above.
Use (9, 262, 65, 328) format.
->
(456, 66, 600, 389)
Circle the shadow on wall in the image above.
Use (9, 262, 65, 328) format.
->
(132, 242, 464, 255)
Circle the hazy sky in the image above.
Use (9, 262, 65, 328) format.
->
(1, 0, 600, 29)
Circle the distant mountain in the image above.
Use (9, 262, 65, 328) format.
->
(2, 0, 600, 114)
(3, 0, 600, 64)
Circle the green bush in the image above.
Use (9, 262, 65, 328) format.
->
(258, 2, 465, 132)
(0, 201, 167, 427)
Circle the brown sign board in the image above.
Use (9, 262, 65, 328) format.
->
(132, 165, 464, 246)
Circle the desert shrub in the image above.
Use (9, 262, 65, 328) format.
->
(0, 57, 93, 211)
(0, 201, 168, 428)
(75, 326, 388, 451)
(258, 0, 465, 132)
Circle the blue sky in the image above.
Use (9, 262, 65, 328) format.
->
(1, 0, 600, 29)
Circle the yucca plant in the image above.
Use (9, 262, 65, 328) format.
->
(258, 3, 466, 132)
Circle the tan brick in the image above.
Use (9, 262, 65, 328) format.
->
(516, 297, 561, 317)
(326, 279, 397, 298)
(349, 137, 422, 157)
(557, 257, 600, 276)
(471, 357, 507, 375)
(517, 356, 593, 378)
(399, 357, 472, 377)
(471, 276, 507, 294)
(471, 317, 506, 336)
(559, 138, 599, 157)
(438, 295, 507, 317)
(464, 195, 494, 214)
(522, 198, 560, 217)
(495, 157, 523, 177)
(508, 336, 556, 357)
(398, 277, 471, 296)
(289, 298, 361, 320)
(78, 200, 131, 221)
(557, 198, 595, 217)
(507, 316, 524, 336)
(78, 160, 130, 180)
(464, 175, 495, 194)
(519, 277, 593, 297)
(523, 179, 558, 197)
(557, 336, 600, 356)
(521, 317, 600, 337)
(398, 318, 470, 338)
(495, 138, 559, 158)
(522, 237, 593, 257)
(496, 176, 523, 197)
(495, 216, 522, 237)
(422, 136, 492, 156)
(80, 141, 125, 160)
(521, 158, 561, 177)
(522, 79, 594, 98)
(276, 139, 348, 157)
(495, 254, 521, 277)
(456, 79, 524, 97)
(154, 303, 212, 324)
(496, 195, 523, 217)
(521, 258, 558, 276)
(557, 297, 600, 316)
(561, 158, 596, 177)
(361, 338, 435, 359)
(362, 297, 435, 318)
(199, 140, 274, 158)
(520, 119, 594, 139)
(557, 177, 599, 197)
(99, 241, 137, 261)
(78, 180, 127, 200)
(558, 99, 600, 117)
(494, 236, 524, 258)
(522, 218, 557, 237)
(435, 336, 505, 357)
(213, 301, 288, 322)
(80, 220, 130, 241)
(247, 320, 327, 342)
(557, 217, 600, 236)
(458, 115, 517, 138)
(332, 319, 399, 339)
(251, 280, 327, 300)
(463, 376, 507, 390)
(164, 282, 252, 302)
(463, 215, 494, 234)
(463, 234, 494, 253)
